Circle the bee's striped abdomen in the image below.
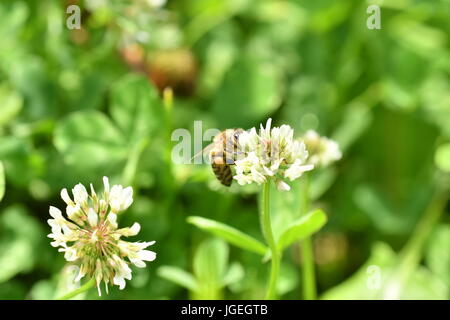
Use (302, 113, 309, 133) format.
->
(212, 163, 233, 186)
(209, 128, 244, 187)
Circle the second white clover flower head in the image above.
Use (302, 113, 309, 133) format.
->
(301, 130, 342, 167)
(47, 177, 156, 296)
(233, 118, 314, 191)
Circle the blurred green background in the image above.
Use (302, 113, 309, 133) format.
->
(0, 0, 449, 300)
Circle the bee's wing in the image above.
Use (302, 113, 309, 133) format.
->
(190, 142, 215, 163)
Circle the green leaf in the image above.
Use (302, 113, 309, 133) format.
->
(0, 161, 4, 202)
(353, 185, 406, 235)
(426, 225, 450, 286)
(0, 205, 44, 283)
(110, 74, 163, 144)
(321, 242, 396, 300)
(54, 110, 127, 169)
(212, 57, 283, 128)
(277, 209, 327, 251)
(193, 238, 228, 287)
(29, 280, 56, 300)
(277, 262, 299, 296)
(267, 179, 302, 241)
(435, 143, 450, 173)
(321, 242, 448, 300)
(332, 103, 372, 152)
(157, 266, 198, 292)
(222, 262, 244, 287)
(187, 216, 268, 255)
(0, 85, 22, 127)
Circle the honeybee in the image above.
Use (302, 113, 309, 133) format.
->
(195, 129, 245, 186)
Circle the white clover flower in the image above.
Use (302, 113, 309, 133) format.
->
(301, 130, 342, 167)
(233, 118, 314, 191)
(47, 177, 156, 296)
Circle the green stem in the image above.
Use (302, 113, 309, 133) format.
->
(299, 174, 317, 300)
(301, 237, 316, 300)
(163, 87, 175, 195)
(260, 181, 280, 300)
(122, 137, 149, 188)
(56, 278, 96, 300)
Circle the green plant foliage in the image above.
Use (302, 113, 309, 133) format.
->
(212, 57, 283, 128)
(110, 75, 163, 144)
(0, 161, 4, 202)
(321, 242, 448, 300)
(158, 239, 244, 299)
(187, 216, 268, 255)
(0, 206, 46, 283)
(277, 210, 327, 251)
(0, 0, 448, 301)
(435, 144, 450, 173)
(426, 225, 450, 287)
(54, 110, 127, 169)
(157, 266, 199, 292)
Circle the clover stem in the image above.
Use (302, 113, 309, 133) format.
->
(301, 237, 316, 299)
(299, 174, 317, 300)
(260, 181, 280, 300)
(56, 277, 96, 300)
(163, 87, 176, 198)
